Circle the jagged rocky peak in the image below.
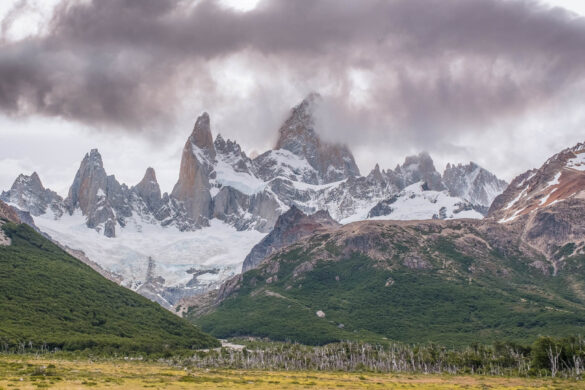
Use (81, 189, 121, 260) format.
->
(190, 112, 216, 160)
(443, 162, 508, 208)
(276, 92, 321, 154)
(66, 148, 131, 238)
(275, 93, 360, 183)
(391, 152, 444, 191)
(170, 113, 215, 228)
(0, 171, 64, 217)
(66, 149, 109, 214)
(15, 172, 43, 192)
(214, 134, 241, 155)
(367, 163, 385, 183)
(489, 141, 585, 223)
(133, 167, 161, 210)
(214, 134, 253, 174)
(242, 205, 340, 272)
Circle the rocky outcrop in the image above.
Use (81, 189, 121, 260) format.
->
(0, 199, 21, 223)
(242, 205, 340, 272)
(489, 142, 585, 223)
(443, 162, 508, 209)
(133, 167, 162, 211)
(65, 149, 131, 237)
(485, 141, 585, 268)
(190, 112, 216, 159)
(388, 152, 445, 191)
(0, 199, 17, 246)
(275, 93, 360, 183)
(212, 186, 281, 233)
(184, 217, 556, 324)
(214, 134, 255, 177)
(170, 113, 214, 228)
(1, 172, 64, 217)
(367, 195, 399, 218)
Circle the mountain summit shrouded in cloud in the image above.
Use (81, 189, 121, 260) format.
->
(1, 0, 585, 132)
(1, 0, 585, 192)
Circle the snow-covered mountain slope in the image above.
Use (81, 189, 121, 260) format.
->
(443, 162, 508, 211)
(32, 208, 264, 308)
(489, 142, 585, 223)
(2, 94, 507, 306)
(367, 182, 483, 221)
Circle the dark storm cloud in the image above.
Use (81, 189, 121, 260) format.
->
(0, 0, 584, 136)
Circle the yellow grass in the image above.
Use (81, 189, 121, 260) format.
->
(0, 356, 582, 389)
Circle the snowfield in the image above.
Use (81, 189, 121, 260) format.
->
(368, 182, 483, 222)
(34, 210, 266, 292)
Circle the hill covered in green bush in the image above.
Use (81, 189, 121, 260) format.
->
(191, 220, 585, 346)
(0, 221, 219, 353)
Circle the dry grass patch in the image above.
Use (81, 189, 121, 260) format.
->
(0, 356, 582, 389)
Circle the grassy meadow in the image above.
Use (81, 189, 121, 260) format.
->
(0, 356, 584, 389)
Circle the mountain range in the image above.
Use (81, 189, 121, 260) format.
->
(185, 139, 585, 345)
(1, 94, 508, 307)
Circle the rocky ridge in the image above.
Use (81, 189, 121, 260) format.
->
(242, 206, 340, 272)
(181, 139, 585, 320)
(487, 141, 585, 270)
(1, 172, 64, 218)
(3, 95, 506, 239)
(1, 94, 508, 306)
(188, 213, 585, 345)
(0, 199, 20, 246)
(0, 199, 21, 224)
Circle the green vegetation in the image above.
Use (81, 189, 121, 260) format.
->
(187, 336, 585, 378)
(3, 335, 585, 385)
(192, 233, 585, 346)
(0, 221, 219, 353)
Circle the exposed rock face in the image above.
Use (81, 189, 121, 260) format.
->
(443, 162, 508, 208)
(486, 141, 585, 268)
(490, 196, 585, 272)
(253, 149, 320, 184)
(0, 199, 18, 246)
(213, 134, 255, 178)
(133, 167, 161, 211)
(67, 149, 108, 214)
(185, 217, 555, 322)
(389, 152, 445, 191)
(190, 112, 216, 160)
(489, 142, 585, 223)
(1, 172, 64, 217)
(212, 186, 280, 233)
(171, 113, 215, 228)
(367, 195, 399, 218)
(65, 149, 131, 237)
(0, 199, 21, 223)
(242, 205, 340, 272)
(275, 93, 360, 183)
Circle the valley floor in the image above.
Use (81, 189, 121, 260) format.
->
(0, 356, 583, 389)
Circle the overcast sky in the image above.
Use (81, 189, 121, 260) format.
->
(1, 0, 585, 195)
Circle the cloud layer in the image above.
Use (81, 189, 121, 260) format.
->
(1, 0, 585, 182)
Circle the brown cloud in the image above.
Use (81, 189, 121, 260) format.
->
(0, 0, 584, 143)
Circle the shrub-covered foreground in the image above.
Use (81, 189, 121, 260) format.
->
(4, 335, 585, 379)
(176, 336, 585, 379)
(0, 222, 219, 353)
